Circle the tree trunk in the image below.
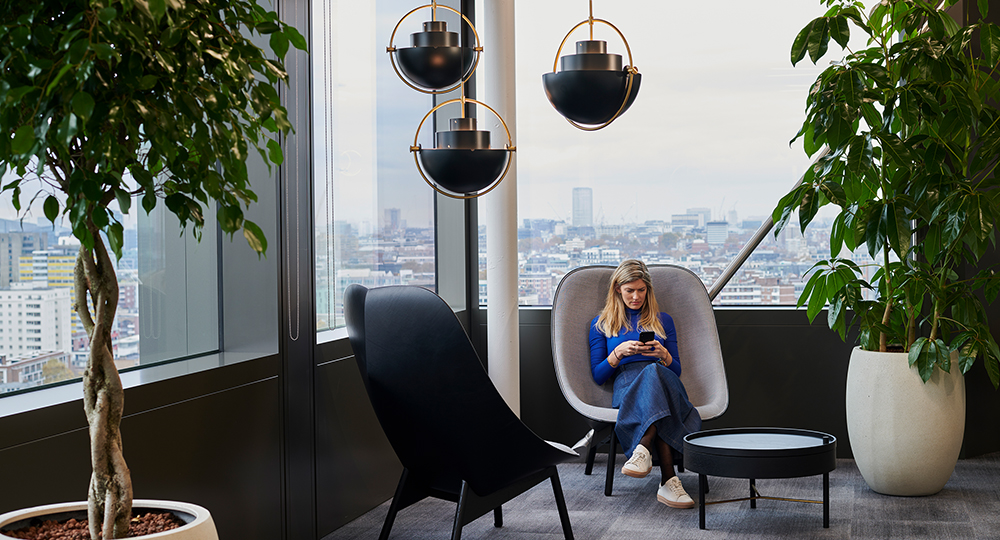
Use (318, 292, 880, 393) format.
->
(77, 230, 132, 540)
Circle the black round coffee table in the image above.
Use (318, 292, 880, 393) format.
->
(683, 427, 836, 529)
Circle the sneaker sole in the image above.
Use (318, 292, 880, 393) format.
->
(621, 467, 651, 478)
(657, 494, 696, 509)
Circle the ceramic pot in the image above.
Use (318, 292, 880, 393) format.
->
(0, 500, 218, 539)
(846, 347, 965, 496)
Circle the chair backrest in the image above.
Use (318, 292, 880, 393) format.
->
(550, 265, 729, 422)
(344, 284, 571, 495)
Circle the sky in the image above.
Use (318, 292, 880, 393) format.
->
(3, 0, 856, 232)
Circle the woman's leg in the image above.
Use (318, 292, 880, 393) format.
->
(654, 436, 675, 484)
(639, 425, 676, 483)
(638, 424, 656, 451)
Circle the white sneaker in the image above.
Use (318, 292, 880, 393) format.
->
(657, 476, 695, 509)
(621, 444, 652, 478)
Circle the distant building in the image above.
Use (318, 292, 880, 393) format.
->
(383, 208, 402, 232)
(0, 350, 71, 390)
(572, 188, 593, 227)
(0, 232, 47, 288)
(671, 214, 701, 230)
(687, 207, 712, 228)
(19, 249, 76, 288)
(706, 221, 729, 246)
(0, 288, 72, 358)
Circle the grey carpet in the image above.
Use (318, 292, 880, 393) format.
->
(323, 453, 1000, 539)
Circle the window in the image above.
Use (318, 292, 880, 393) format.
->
(312, 0, 445, 334)
(475, 0, 849, 306)
(0, 183, 219, 394)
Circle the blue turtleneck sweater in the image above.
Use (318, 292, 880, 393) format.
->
(589, 308, 680, 385)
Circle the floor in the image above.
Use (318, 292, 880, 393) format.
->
(323, 452, 1000, 539)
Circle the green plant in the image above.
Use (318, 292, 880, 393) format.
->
(773, 0, 1000, 385)
(0, 0, 306, 538)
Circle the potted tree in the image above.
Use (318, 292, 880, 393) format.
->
(774, 0, 1000, 495)
(0, 0, 305, 538)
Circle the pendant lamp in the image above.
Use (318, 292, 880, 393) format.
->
(388, 1, 515, 199)
(410, 97, 514, 199)
(542, 1, 641, 130)
(387, 2, 481, 93)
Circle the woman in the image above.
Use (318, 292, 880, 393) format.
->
(589, 259, 701, 508)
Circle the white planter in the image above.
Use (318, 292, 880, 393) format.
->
(846, 347, 966, 496)
(0, 500, 218, 540)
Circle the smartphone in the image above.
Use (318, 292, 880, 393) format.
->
(639, 331, 654, 343)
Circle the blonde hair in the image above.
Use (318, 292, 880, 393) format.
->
(595, 259, 666, 338)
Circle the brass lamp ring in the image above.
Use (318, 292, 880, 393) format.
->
(410, 97, 516, 199)
(550, 17, 638, 131)
(387, 3, 483, 94)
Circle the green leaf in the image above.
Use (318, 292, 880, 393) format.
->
(243, 220, 268, 256)
(99, 7, 118, 23)
(71, 92, 95, 122)
(792, 18, 823, 65)
(142, 192, 157, 214)
(283, 26, 308, 52)
(982, 24, 1000, 67)
(56, 114, 79, 146)
(830, 15, 850, 49)
(269, 31, 289, 58)
(45, 63, 74, 95)
(108, 222, 124, 261)
(806, 274, 829, 322)
(255, 21, 280, 34)
(909, 337, 928, 366)
(92, 43, 119, 62)
(979, 0, 989, 18)
(807, 18, 831, 64)
(266, 139, 284, 165)
(115, 188, 132, 215)
(877, 133, 914, 169)
(92, 207, 109, 229)
(149, 0, 167, 22)
(43, 196, 60, 223)
(12, 125, 35, 154)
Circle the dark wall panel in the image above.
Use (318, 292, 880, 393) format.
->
(314, 348, 400, 537)
(0, 358, 282, 540)
(516, 308, 855, 459)
(710, 309, 854, 457)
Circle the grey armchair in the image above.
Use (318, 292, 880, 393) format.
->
(550, 264, 729, 496)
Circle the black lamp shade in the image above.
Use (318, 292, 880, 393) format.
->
(417, 149, 508, 194)
(394, 20, 476, 90)
(397, 46, 476, 90)
(542, 69, 641, 125)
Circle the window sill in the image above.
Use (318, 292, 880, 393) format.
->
(0, 350, 272, 420)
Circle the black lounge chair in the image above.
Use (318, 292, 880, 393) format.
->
(344, 284, 577, 540)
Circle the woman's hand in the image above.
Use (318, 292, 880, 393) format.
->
(648, 340, 673, 366)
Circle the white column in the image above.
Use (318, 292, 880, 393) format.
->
(483, 0, 519, 416)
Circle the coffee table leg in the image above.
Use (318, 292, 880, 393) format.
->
(823, 472, 829, 528)
(749, 479, 756, 509)
(699, 474, 707, 529)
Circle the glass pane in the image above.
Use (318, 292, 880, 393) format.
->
(478, 0, 847, 306)
(313, 0, 441, 333)
(0, 171, 219, 394)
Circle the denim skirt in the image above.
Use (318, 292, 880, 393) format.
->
(612, 361, 702, 459)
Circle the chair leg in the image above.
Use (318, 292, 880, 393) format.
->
(379, 469, 411, 540)
(550, 468, 575, 540)
(493, 506, 503, 528)
(452, 481, 470, 540)
(677, 452, 685, 473)
(604, 429, 617, 496)
(584, 443, 598, 475)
